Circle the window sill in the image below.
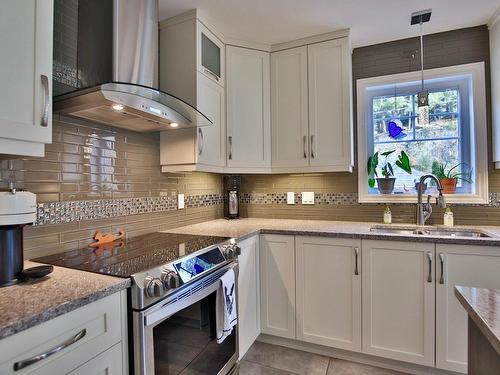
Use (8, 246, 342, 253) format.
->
(358, 193, 489, 205)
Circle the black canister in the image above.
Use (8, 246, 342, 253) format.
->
(0, 225, 24, 287)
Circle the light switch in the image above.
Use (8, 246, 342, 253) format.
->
(287, 192, 295, 205)
(301, 192, 315, 205)
(178, 193, 185, 209)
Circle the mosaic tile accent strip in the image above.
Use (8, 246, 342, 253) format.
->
(34, 191, 500, 226)
(36, 194, 224, 225)
(185, 194, 225, 208)
(241, 192, 500, 207)
(240, 193, 359, 205)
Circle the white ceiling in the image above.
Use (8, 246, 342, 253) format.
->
(159, 0, 500, 48)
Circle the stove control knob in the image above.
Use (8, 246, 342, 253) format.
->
(161, 271, 180, 290)
(233, 245, 241, 256)
(145, 276, 162, 298)
(223, 243, 240, 260)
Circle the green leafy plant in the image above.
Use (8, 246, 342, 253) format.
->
(367, 150, 412, 188)
(431, 161, 473, 183)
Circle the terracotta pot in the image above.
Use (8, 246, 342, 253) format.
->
(377, 178, 396, 194)
(440, 178, 457, 194)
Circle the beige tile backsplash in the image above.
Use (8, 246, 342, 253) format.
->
(0, 115, 223, 259)
(239, 170, 500, 226)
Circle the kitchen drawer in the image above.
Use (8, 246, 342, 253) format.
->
(0, 292, 123, 374)
(69, 343, 123, 375)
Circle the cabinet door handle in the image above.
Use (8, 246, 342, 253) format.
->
(198, 128, 204, 156)
(303, 135, 307, 158)
(41, 74, 50, 128)
(354, 247, 359, 275)
(310, 135, 315, 159)
(228, 136, 233, 160)
(426, 251, 433, 283)
(13, 329, 86, 371)
(439, 253, 445, 284)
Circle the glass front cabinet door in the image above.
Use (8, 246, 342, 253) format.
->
(197, 21, 225, 86)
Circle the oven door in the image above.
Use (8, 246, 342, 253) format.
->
(133, 263, 239, 375)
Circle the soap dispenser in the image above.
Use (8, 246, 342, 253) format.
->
(443, 207, 454, 227)
(383, 205, 392, 224)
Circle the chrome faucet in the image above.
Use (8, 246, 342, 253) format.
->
(417, 174, 447, 225)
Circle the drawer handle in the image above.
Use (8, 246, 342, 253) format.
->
(41, 74, 50, 128)
(426, 251, 433, 283)
(13, 329, 86, 371)
(354, 246, 359, 275)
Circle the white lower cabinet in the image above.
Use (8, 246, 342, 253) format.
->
(0, 291, 127, 375)
(361, 240, 435, 367)
(238, 235, 261, 359)
(295, 236, 361, 351)
(436, 244, 500, 373)
(260, 234, 296, 339)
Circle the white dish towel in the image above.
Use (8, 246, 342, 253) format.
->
(216, 267, 237, 343)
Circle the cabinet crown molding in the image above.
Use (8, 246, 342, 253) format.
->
(271, 29, 351, 52)
(488, 6, 500, 28)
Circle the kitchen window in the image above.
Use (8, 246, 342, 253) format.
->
(357, 63, 488, 203)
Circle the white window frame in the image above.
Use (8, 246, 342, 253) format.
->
(357, 62, 488, 204)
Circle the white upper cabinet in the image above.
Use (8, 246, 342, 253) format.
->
(226, 46, 271, 171)
(0, 0, 53, 157)
(295, 236, 361, 352)
(435, 244, 500, 373)
(271, 38, 353, 172)
(159, 13, 225, 172)
(159, 17, 353, 173)
(362, 240, 435, 367)
(308, 38, 353, 170)
(271, 46, 310, 169)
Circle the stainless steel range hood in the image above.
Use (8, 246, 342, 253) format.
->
(53, 0, 212, 131)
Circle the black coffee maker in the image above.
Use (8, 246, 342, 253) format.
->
(224, 175, 240, 220)
(0, 187, 53, 287)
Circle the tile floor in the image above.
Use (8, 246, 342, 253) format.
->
(238, 342, 409, 375)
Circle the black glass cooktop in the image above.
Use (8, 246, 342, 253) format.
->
(32, 233, 229, 277)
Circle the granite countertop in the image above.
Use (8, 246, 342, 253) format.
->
(455, 286, 500, 355)
(0, 261, 130, 340)
(164, 218, 500, 246)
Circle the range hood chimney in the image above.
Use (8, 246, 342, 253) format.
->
(53, 0, 212, 131)
(113, 0, 157, 87)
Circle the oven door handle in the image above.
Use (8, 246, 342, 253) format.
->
(144, 263, 239, 328)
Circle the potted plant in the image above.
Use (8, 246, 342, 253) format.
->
(367, 150, 412, 194)
(431, 161, 473, 194)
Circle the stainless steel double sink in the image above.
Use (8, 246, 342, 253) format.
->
(369, 226, 492, 238)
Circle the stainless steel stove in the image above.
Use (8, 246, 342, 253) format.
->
(34, 232, 241, 375)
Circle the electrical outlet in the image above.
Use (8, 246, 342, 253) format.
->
(301, 192, 315, 205)
(177, 193, 185, 209)
(287, 192, 295, 205)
